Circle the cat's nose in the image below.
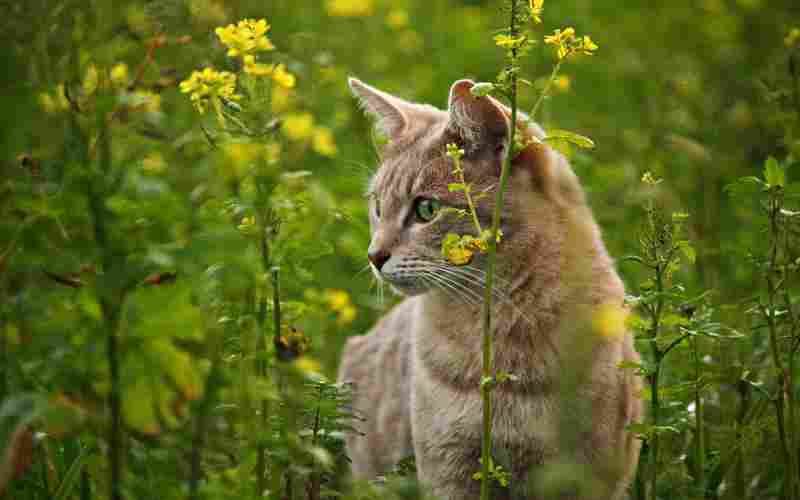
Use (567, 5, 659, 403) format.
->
(368, 249, 391, 271)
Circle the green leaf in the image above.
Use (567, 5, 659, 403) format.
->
(677, 240, 696, 264)
(53, 448, 86, 500)
(470, 82, 495, 97)
(724, 176, 765, 197)
(764, 156, 785, 187)
(544, 129, 596, 149)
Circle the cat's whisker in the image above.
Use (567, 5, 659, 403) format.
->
(432, 264, 537, 329)
(422, 271, 478, 306)
(424, 266, 486, 305)
(424, 269, 481, 305)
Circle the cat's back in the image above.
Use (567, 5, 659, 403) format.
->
(337, 297, 418, 477)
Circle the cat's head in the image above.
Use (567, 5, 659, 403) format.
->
(350, 77, 585, 299)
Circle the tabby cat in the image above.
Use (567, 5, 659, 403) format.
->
(338, 77, 642, 500)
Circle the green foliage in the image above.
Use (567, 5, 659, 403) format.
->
(0, 0, 799, 499)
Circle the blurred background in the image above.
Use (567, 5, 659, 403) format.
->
(1, 0, 800, 499)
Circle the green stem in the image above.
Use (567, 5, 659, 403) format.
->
(530, 59, 563, 120)
(648, 264, 665, 500)
(693, 335, 705, 498)
(454, 156, 483, 235)
(480, 1, 518, 499)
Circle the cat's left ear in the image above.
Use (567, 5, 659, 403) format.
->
(446, 79, 509, 155)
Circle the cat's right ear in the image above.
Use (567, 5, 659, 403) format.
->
(348, 78, 411, 138)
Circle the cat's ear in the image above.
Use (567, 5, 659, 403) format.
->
(446, 79, 509, 154)
(348, 77, 412, 138)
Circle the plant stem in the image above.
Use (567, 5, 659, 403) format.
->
(692, 334, 705, 498)
(480, 1, 518, 498)
(530, 59, 563, 120)
(648, 264, 665, 500)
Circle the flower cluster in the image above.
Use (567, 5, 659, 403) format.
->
(323, 289, 357, 326)
(529, 0, 543, 24)
(325, 0, 374, 17)
(179, 67, 240, 114)
(215, 18, 275, 57)
(544, 27, 598, 60)
(282, 113, 338, 157)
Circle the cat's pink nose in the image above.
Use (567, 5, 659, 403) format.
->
(368, 249, 391, 271)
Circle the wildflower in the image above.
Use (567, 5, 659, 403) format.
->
(243, 55, 274, 77)
(324, 289, 357, 325)
(553, 74, 571, 92)
(312, 126, 338, 157)
(282, 112, 314, 141)
(386, 9, 409, 29)
(294, 356, 322, 376)
(276, 326, 311, 361)
(592, 303, 628, 340)
(37, 85, 70, 113)
(110, 63, 129, 87)
(224, 141, 265, 166)
(544, 27, 597, 60)
(179, 67, 240, 114)
(529, 0, 543, 24)
(786, 27, 800, 48)
(325, 0, 374, 17)
(270, 64, 295, 88)
(215, 18, 275, 58)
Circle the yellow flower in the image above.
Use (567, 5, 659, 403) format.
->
(282, 112, 314, 141)
(110, 63, 129, 87)
(294, 356, 322, 376)
(323, 289, 357, 325)
(38, 85, 70, 113)
(445, 246, 474, 266)
(554, 74, 571, 92)
(326, 0, 374, 17)
(271, 64, 296, 88)
(312, 126, 338, 157)
(544, 27, 597, 60)
(224, 141, 264, 165)
(592, 303, 628, 340)
(179, 67, 240, 114)
(386, 9, 409, 29)
(529, 0, 543, 24)
(243, 55, 274, 77)
(215, 18, 275, 58)
(786, 27, 800, 48)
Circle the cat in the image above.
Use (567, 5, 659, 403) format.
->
(338, 77, 643, 500)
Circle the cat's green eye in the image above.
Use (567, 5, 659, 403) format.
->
(414, 198, 441, 222)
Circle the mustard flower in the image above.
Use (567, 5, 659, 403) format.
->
(179, 67, 240, 114)
(312, 126, 338, 157)
(282, 112, 314, 141)
(271, 64, 296, 88)
(215, 18, 275, 58)
(493, 34, 527, 50)
(529, 0, 543, 24)
(325, 0, 374, 17)
(243, 55, 274, 76)
(544, 27, 598, 60)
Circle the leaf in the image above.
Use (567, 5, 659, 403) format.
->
(677, 241, 696, 264)
(53, 448, 86, 500)
(544, 129, 596, 149)
(470, 82, 495, 97)
(764, 156, 785, 187)
(448, 183, 466, 192)
(724, 176, 765, 197)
